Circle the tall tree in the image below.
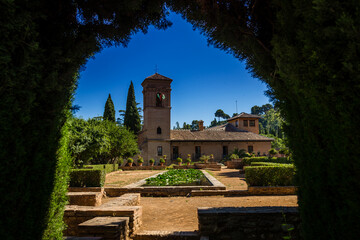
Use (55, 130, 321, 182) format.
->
(103, 94, 115, 122)
(124, 81, 141, 133)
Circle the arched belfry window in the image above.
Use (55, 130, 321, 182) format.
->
(157, 127, 162, 134)
(156, 92, 165, 107)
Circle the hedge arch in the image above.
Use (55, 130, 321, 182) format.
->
(1, 1, 359, 239)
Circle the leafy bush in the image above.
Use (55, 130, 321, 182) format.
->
(269, 148, 278, 156)
(177, 157, 183, 163)
(145, 169, 206, 186)
(250, 162, 286, 166)
(230, 154, 239, 160)
(245, 165, 295, 186)
(186, 158, 192, 163)
(199, 155, 210, 162)
(69, 169, 105, 187)
(127, 158, 133, 163)
(159, 158, 165, 163)
(137, 156, 144, 163)
(149, 158, 155, 164)
(243, 156, 292, 165)
(84, 164, 118, 174)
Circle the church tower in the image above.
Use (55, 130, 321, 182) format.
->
(138, 73, 172, 164)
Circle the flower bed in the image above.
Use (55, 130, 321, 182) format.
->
(144, 169, 210, 186)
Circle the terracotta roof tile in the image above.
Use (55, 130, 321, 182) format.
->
(227, 112, 261, 121)
(170, 123, 273, 142)
(145, 73, 172, 81)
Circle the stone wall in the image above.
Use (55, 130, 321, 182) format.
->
(226, 159, 244, 169)
(67, 192, 103, 206)
(198, 207, 300, 240)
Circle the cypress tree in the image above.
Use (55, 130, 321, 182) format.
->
(103, 94, 115, 122)
(124, 81, 141, 133)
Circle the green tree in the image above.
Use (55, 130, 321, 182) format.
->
(182, 122, 191, 129)
(191, 120, 199, 130)
(103, 94, 116, 122)
(124, 81, 141, 133)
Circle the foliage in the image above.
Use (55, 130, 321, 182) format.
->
(149, 158, 155, 164)
(137, 156, 144, 163)
(124, 81, 141, 133)
(42, 116, 72, 239)
(243, 157, 293, 166)
(159, 158, 165, 163)
(84, 164, 119, 174)
(269, 148, 278, 156)
(232, 148, 249, 158)
(230, 154, 239, 160)
(250, 162, 290, 166)
(68, 117, 138, 167)
(186, 158, 192, 163)
(127, 158, 133, 163)
(145, 169, 205, 186)
(103, 94, 116, 122)
(251, 104, 273, 115)
(69, 169, 105, 187)
(176, 157, 183, 163)
(245, 165, 295, 186)
(199, 155, 210, 162)
(214, 109, 230, 122)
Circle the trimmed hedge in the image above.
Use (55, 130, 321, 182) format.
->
(69, 169, 105, 187)
(243, 156, 292, 165)
(250, 162, 292, 166)
(245, 165, 295, 186)
(84, 164, 119, 174)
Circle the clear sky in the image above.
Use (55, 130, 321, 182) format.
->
(74, 11, 271, 127)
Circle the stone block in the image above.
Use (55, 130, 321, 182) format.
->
(68, 192, 102, 206)
(78, 217, 129, 240)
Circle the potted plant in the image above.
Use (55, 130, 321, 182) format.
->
(159, 158, 165, 166)
(149, 158, 155, 166)
(137, 155, 144, 166)
(177, 157, 183, 166)
(185, 157, 192, 166)
(127, 158, 134, 167)
(279, 148, 287, 157)
(210, 154, 214, 161)
(230, 154, 239, 160)
(200, 155, 210, 164)
(163, 155, 167, 161)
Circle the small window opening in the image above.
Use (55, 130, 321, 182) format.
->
(157, 127, 161, 134)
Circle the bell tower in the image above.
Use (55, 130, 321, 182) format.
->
(139, 73, 172, 164)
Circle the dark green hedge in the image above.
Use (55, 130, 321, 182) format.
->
(243, 156, 292, 165)
(69, 169, 105, 187)
(84, 164, 119, 175)
(245, 165, 295, 186)
(250, 162, 291, 166)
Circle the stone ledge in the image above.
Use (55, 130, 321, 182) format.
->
(101, 193, 140, 208)
(133, 231, 199, 240)
(69, 187, 104, 193)
(248, 186, 297, 195)
(78, 217, 129, 240)
(67, 192, 102, 206)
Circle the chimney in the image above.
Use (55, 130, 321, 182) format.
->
(199, 120, 204, 131)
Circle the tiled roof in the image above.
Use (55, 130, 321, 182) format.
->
(145, 73, 172, 81)
(227, 112, 261, 121)
(170, 123, 273, 142)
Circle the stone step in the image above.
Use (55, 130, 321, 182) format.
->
(67, 192, 103, 206)
(133, 231, 200, 240)
(78, 217, 129, 240)
(190, 189, 248, 196)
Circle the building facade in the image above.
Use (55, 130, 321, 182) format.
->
(138, 73, 273, 164)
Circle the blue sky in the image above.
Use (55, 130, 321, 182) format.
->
(74, 11, 270, 127)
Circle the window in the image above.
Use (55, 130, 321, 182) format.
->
(249, 120, 255, 127)
(235, 120, 238, 127)
(223, 146, 228, 156)
(195, 146, 201, 159)
(157, 127, 161, 134)
(157, 146, 162, 156)
(248, 146, 253, 153)
(172, 146, 179, 159)
(243, 120, 248, 127)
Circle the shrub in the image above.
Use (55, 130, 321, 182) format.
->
(127, 158, 133, 163)
(145, 169, 205, 186)
(269, 148, 278, 156)
(149, 158, 155, 164)
(243, 156, 292, 165)
(159, 158, 165, 163)
(176, 157, 183, 163)
(230, 154, 239, 160)
(69, 169, 105, 187)
(84, 164, 118, 174)
(137, 156, 144, 163)
(245, 165, 295, 186)
(199, 155, 210, 162)
(186, 158, 192, 163)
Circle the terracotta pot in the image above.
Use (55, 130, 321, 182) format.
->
(129, 162, 133, 167)
(139, 163, 143, 166)
(186, 162, 190, 166)
(178, 162, 182, 166)
(160, 163, 164, 166)
(150, 162, 154, 166)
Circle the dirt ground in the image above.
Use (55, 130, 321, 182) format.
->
(208, 168, 247, 190)
(105, 170, 164, 187)
(140, 195, 298, 231)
